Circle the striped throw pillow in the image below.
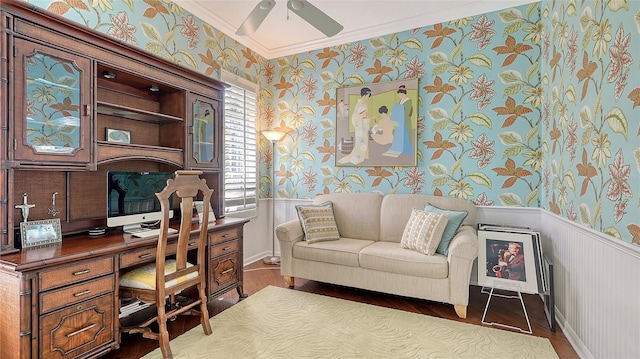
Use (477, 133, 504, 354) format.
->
(296, 201, 340, 243)
(400, 209, 450, 255)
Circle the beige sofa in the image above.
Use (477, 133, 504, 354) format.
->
(275, 192, 478, 318)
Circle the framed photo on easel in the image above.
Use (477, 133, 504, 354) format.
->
(477, 230, 540, 294)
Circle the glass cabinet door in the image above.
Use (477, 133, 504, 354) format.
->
(189, 94, 219, 169)
(12, 39, 91, 165)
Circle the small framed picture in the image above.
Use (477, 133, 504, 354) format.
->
(194, 201, 216, 224)
(477, 230, 540, 294)
(20, 219, 62, 248)
(106, 128, 131, 143)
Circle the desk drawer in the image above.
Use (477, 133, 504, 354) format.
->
(210, 228, 238, 244)
(40, 294, 114, 359)
(39, 257, 114, 291)
(40, 275, 114, 314)
(209, 253, 239, 293)
(120, 239, 198, 268)
(210, 239, 239, 258)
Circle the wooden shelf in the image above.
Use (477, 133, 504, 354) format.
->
(97, 101, 183, 123)
(96, 141, 184, 167)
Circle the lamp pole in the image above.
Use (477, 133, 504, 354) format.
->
(262, 130, 285, 265)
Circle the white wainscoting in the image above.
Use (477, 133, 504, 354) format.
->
(241, 199, 640, 359)
(237, 198, 309, 264)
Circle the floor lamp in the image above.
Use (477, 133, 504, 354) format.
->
(262, 130, 285, 265)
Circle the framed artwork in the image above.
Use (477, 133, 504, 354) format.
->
(477, 230, 540, 294)
(20, 219, 62, 248)
(106, 128, 131, 143)
(335, 78, 418, 166)
(194, 201, 216, 224)
(542, 253, 556, 332)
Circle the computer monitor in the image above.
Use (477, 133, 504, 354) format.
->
(106, 171, 174, 233)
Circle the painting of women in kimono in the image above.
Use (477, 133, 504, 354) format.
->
(336, 79, 417, 166)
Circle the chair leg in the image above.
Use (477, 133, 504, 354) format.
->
(157, 316, 173, 359)
(198, 283, 212, 335)
(156, 300, 173, 358)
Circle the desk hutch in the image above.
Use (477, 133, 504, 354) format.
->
(0, 1, 247, 358)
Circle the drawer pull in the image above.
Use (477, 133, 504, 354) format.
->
(67, 323, 97, 338)
(72, 269, 90, 276)
(188, 242, 197, 247)
(222, 247, 231, 251)
(222, 233, 231, 238)
(138, 253, 153, 259)
(73, 290, 91, 297)
(221, 268, 234, 275)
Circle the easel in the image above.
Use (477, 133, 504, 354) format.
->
(481, 281, 532, 334)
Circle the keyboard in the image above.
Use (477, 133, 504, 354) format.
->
(131, 227, 178, 238)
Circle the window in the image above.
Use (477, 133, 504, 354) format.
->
(222, 71, 258, 218)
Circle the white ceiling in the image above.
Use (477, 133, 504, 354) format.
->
(173, 0, 539, 60)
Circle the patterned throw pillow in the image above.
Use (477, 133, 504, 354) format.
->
(423, 204, 468, 255)
(400, 209, 450, 255)
(295, 201, 340, 243)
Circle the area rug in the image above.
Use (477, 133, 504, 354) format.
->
(143, 285, 558, 358)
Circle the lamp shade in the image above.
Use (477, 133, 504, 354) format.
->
(262, 130, 285, 142)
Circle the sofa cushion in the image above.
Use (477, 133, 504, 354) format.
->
(424, 203, 468, 255)
(296, 201, 340, 243)
(359, 241, 449, 278)
(293, 237, 375, 267)
(380, 194, 477, 243)
(400, 209, 449, 255)
(314, 193, 383, 241)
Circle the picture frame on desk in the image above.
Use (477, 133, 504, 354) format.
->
(478, 230, 540, 294)
(194, 201, 216, 224)
(19, 218, 62, 248)
(180, 201, 216, 224)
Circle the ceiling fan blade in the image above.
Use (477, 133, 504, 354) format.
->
(236, 0, 276, 36)
(287, 0, 343, 37)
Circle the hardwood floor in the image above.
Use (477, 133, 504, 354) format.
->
(104, 260, 578, 358)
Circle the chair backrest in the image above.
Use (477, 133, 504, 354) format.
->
(154, 170, 213, 299)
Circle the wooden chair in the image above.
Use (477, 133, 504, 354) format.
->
(119, 170, 213, 358)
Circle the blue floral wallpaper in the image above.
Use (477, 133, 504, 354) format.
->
(540, 0, 640, 245)
(25, 0, 639, 246)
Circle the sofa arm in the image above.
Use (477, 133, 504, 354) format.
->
(447, 225, 478, 261)
(275, 219, 304, 276)
(446, 225, 478, 307)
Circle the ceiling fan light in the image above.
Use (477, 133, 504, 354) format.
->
(259, 0, 274, 10)
(289, 0, 304, 11)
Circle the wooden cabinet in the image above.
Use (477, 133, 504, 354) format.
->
(209, 224, 246, 299)
(1, 1, 227, 253)
(37, 257, 116, 359)
(188, 94, 221, 170)
(11, 38, 92, 168)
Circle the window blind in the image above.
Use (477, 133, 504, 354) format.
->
(222, 72, 258, 218)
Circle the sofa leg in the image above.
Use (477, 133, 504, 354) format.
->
(454, 305, 467, 319)
(284, 276, 294, 288)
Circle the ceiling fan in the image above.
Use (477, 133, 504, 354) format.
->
(236, 0, 343, 37)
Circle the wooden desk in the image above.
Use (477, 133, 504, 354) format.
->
(0, 217, 248, 359)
